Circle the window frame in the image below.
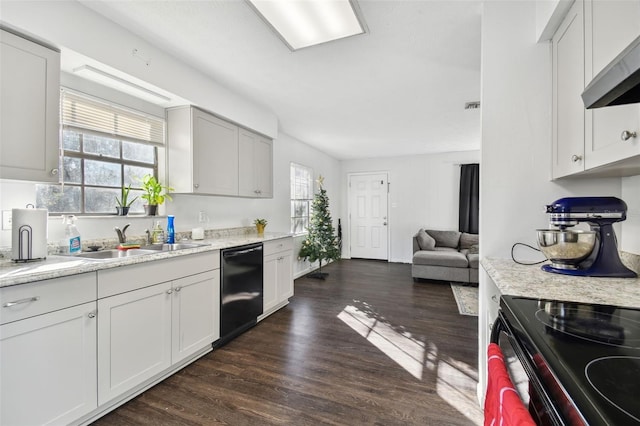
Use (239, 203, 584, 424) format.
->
(290, 162, 314, 235)
(36, 89, 164, 216)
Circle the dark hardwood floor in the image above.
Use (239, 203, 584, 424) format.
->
(93, 259, 482, 425)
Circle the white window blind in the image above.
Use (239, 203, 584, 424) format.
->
(61, 89, 165, 145)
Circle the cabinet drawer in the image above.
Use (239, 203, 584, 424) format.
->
(263, 238, 293, 256)
(0, 273, 97, 325)
(98, 251, 219, 298)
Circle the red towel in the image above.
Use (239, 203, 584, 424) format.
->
(484, 343, 536, 426)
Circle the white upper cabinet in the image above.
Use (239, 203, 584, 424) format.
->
(167, 106, 239, 196)
(239, 128, 273, 198)
(584, 0, 640, 170)
(552, 0, 640, 179)
(167, 106, 273, 197)
(552, 0, 586, 179)
(0, 29, 60, 182)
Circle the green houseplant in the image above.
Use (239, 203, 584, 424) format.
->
(115, 184, 138, 216)
(140, 175, 174, 216)
(254, 218, 267, 236)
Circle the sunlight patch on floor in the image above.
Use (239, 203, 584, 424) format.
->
(436, 358, 483, 425)
(337, 302, 481, 425)
(337, 303, 427, 379)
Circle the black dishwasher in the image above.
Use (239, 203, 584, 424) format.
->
(216, 243, 263, 348)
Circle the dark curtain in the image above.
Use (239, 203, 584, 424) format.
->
(459, 163, 479, 234)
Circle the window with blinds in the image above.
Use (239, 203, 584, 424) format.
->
(36, 89, 165, 215)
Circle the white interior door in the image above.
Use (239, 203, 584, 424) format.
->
(349, 173, 389, 260)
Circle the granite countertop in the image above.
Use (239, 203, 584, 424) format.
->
(481, 257, 640, 308)
(0, 232, 292, 288)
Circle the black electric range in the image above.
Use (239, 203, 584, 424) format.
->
(497, 295, 640, 425)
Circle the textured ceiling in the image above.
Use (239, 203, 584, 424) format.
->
(78, 0, 482, 160)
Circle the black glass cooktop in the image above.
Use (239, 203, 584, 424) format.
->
(501, 296, 640, 425)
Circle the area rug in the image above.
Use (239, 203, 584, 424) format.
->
(450, 283, 478, 317)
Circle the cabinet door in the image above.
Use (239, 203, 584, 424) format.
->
(97, 282, 172, 405)
(276, 252, 294, 301)
(193, 108, 239, 195)
(171, 270, 220, 364)
(0, 29, 60, 182)
(585, 0, 640, 169)
(1, 302, 97, 426)
(552, 0, 586, 179)
(263, 253, 279, 314)
(238, 129, 273, 198)
(263, 251, 294, 316)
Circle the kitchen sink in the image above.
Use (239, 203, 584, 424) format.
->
(73, 249, 159, 259)
(72, 242, 208, 260)
(140, 242, 208, 251)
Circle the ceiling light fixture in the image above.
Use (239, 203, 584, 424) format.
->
(72, 65, 171, 104)
(246, 0, 367, 51)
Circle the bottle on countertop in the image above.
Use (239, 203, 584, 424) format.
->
(152, 221, 165, 244)
(61, 215, 81, 254)
(166, 215, 175, 244)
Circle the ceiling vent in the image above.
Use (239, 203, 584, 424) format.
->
(464, 101, 480, 110)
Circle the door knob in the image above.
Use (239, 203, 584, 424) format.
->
(621, 130, 637, 141)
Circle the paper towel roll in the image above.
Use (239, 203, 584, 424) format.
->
(12, 207, 48, 261)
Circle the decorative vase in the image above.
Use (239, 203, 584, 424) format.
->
(144, 205, 158, 216)
(256, 224, 265, 236)
(116, 206, 129, 216)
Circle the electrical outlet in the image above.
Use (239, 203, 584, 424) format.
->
(2, 210, 12, 230)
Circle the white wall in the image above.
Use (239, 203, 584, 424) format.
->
(480, 1, 625, 262)
(0, 0, 278, 138)
(622, 175, 640, 254)
(340, 150, 480, 263)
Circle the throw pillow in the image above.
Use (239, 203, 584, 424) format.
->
(426, 230, 461, 249)
(460, 233, 479, 249)
(417, 229, 436, 250)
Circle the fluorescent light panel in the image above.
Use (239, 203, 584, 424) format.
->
(72, 65, 171, 104)
(248, 0, 366, 50)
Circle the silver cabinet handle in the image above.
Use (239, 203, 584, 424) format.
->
(277, 256, 284, 261)
(174, 287, 181, 292)
(491, 295, 498, 303)
(621, 130, 637, 141)
(166, 289, 173, 294)
(88, 311, 96, 319)
(571, 154, 582, 162)
(3, 296, 39, 307)
(194, 184, 199, 189)
(50, 168, 58, 176)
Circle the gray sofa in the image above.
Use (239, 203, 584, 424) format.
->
(412, 229, 479, 283)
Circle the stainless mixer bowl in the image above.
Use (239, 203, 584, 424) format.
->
(536, 229, 597, 268)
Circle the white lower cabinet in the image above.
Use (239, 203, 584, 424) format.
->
(97, 282, 173, 405)
(262, 238, 294, 318)
(1, 301, 98, 426)
(97, 265, 220, 406)
(171, 270, 220, 364)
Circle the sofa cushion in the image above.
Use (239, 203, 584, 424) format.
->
(466, 252, 479, 269)
(426, 230, 461, 249)
(412, 250, 469, 268)
(460, 233, 479, 250)
(416, 228, 436, 250)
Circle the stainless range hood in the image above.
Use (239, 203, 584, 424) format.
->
(582, 35, 640, 109)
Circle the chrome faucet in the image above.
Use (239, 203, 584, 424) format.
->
(115, 224, 130, 244)
(144, 229, 152, 246)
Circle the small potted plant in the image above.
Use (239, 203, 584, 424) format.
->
(254, 218, 267, 236)
(140, 175, 174, 216)
(115, 184, 138, 216)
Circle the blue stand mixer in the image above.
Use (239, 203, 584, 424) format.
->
(537, 197, 637, 278)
